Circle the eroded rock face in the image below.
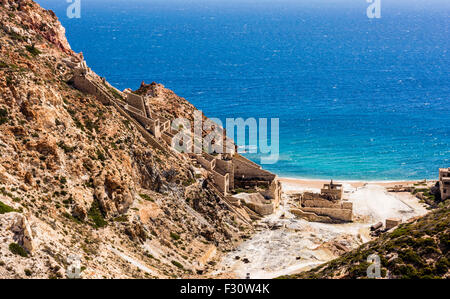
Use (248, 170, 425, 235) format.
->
(1, 0, 72, 54)
(124, 221, 147, 243)
(9, 213, 35, 254)
(93, 169, 134, 217)
(0, 0, 253, 278)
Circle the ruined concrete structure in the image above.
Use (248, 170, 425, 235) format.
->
(67, 58, 282, 218)
(439, 168, 450, 201)
(385, 218, 402, 230)
(291, 181, 353, 223)
(320, 180, 343, 200)
(386, 185, 415, 193)
(192, 152, 282, 217)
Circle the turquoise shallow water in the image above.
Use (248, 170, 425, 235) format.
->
(37, 0, 450, 180)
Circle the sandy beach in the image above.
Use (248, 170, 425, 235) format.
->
(279, 177, 426, 192)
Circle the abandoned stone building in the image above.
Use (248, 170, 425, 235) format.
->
(192, 152, 282, 219)
(320, 180, 343, 200)
(291, 180, 353, 223)
(66, 57, 282, 219)
(439, 168, 450, 201)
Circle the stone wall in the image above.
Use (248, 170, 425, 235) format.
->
(290, 208, 333, 223)
(195, 155, 216, 171)
(161, 131, 174, 146)
(236, 193, 274, 216)
(215, 159, 234, 190)
(110, 101, 168, 153)
(211, 170, 229, 195)
(386, 218, 401, 230)
(125, 93, 147, 117)
(301, 206, 353, 222)
(159, 118, 170, 133)
(302, 197, 342, 209)
(320, 188, 343, 200)
(72, 75, 111, 105)
(265, 179, 282, 208)
(233, 154, 276, 181)
(124, 108, 161, 138)
(245, 201, 274, 216)
(293, 192, 353, 223)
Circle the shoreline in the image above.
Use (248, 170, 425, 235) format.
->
(279, 176, 436, 190)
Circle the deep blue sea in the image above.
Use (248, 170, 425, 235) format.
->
(37, 0, 450, 180)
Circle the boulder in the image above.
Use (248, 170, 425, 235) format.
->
(9, 213, 36, 254)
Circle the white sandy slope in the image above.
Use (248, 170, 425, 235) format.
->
(348, 184, 428, 223)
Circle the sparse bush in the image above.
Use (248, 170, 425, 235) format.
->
(171, 260, 184, 270)
(9, 243, 28, 257)
(88, 200, 107, 228)
(25, 45, 41, 57)
(139, 194, 154, 202)
(0, 108, 8, 125)
(182, 179, 195, 187)
(57, 141, 76, 154)
(96, 149, 106, 161)
(163, 169, 178, 182)
(170, 232, 181, 241)
(0, 200, 15, 214)
(114, 215, 128, 222)
(435, 257, 449, 275)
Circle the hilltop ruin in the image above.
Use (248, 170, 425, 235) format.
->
(66, 56, 281, 220)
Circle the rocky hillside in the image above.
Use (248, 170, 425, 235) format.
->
(280, 201, 449, 279)
(0, 0, 252, 278)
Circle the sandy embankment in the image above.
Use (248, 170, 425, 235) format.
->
(213, 177, 430, 279)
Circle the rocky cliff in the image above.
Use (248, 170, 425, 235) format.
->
(0, 0, 252, 278)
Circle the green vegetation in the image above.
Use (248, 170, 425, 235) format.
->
(280, 202, 450, 279)
(57, 141, 76, 154)
(113, 215, 128, 222)
(96, 149, 106, 162)
(0, 108, 8, 125)
(0, 61, 8, 69)
(0, 200, 15, 214)
(88, 200, 107, 229)
(9, 243, 28, 258)
(171, 260, 184, 270)
(25, 45, 41, 57)
(144, 252, 155, 259)
(170, 232, 181, 241)
(105, 85, 123, 100)
(139, 194, 154, 202)
(84, 118, 99, 133)
(0, 187, 22, 208)
(182, 179, 196, 187)
(412, 183, 443, 208)
(9, 31, 26, 42)
(257, 184, 269, 190)
(62, 212, 82, 224)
